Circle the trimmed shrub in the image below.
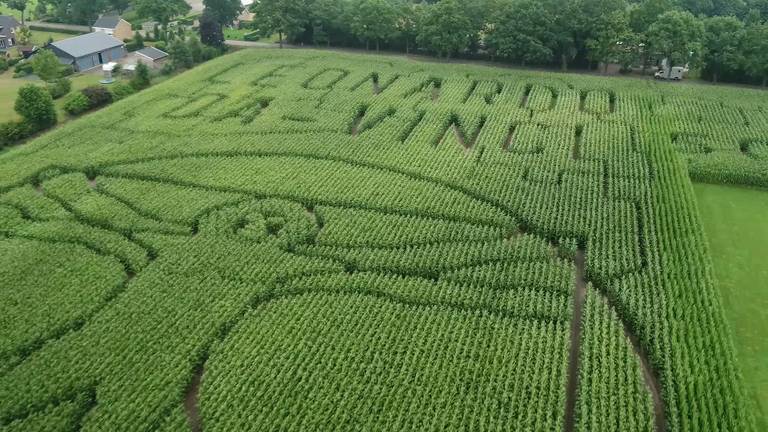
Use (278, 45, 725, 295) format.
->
(0, 120, 33, 147)
(63, 92, 90, 116)
(15, 84, 56, 130)
(81, 86, 113, 108)
(109, 82, 136, 101)
(46, 78, 72, 100)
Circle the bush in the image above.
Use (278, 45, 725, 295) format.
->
(63, 92, 90, 115)
(46, 78, 72, 99)
(0, 120, 33, 147)
(81, 85, 113, 108)
(0, 58, 8, 73)
(15, 84, 56, 130)
(130, 63, 151, 90)
(109, 81, 136, 101)
(154, 41, 167, 51)
(161, 62, 176, 75)
(243, 31, 260, 42)
(14, 61, 33, 75)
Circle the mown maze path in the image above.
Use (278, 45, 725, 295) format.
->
(0, 49, 765, 431)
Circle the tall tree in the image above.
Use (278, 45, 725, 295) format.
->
(135, 0, 191, 25)
(543, 0, 577, 70)
(648, 10, 704, 76)
(107, 0, 130, 14)
(203, 0, 243, 26)
(199, 9, 225, 47)
(250, 0, 308, 48)
(310, 0, 348, 47)
(485, 0, 555, 66)
(585, 10, 632, 72)
(2, 0, 27, 25)
(741, 21, 768, 86)
(395, 1, 424, 53)
(416, 0, 473, 58)
(702, 16, 745, 82)
(350, 0, 398, 51)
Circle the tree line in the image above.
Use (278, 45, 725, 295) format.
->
(251, 0, 768, 86)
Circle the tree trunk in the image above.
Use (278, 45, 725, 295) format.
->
(279, 31, 283, 48)
(712, 72, 718, 84)
(366, 40, 369, 51)
(762, 77, 767, 87)
(376, 40, 379, 52)
(561, 54, 568, 72)
(603, 62, 609, 74)
(405, 40, 409, 54)
(21, 9, 25, 26)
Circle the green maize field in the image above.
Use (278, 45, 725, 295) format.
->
(1, 49, 766, 431)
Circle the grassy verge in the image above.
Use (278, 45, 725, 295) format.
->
(695, 183, 768, 430)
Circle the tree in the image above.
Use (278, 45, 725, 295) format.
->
(15, 84, 56, 130)
(702, 16, 745, 82)
(107, 0, 130, 14)
(130, 63, 151, 90)
(16, 26, 31, 45)
(628, 0, 676, 33)
(134, 0, 190, 24)
(350, 0, 398, 51)
(416, 0, 473, 58)
(585, 10, 632, 72)
(3, 0, 27, 24)
(133, 31, 145, 49)
(310, 0, 348, 47)
(543, 0, 577, 70)
(250, 0, 308, 48)
(199, 9, 225, 47)
(31, 49, 62, 82)
(741, 21, 768, 86)
(648, 10, 704, 77)
(203, 0, 242, 26)
(169, 39, 193, 69)
(485, 0, 555, 66)
(395, 1, 424, 54)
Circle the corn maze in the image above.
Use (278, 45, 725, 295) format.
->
(0, 49, 765, 431)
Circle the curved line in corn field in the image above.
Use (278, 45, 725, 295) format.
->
(2, 153, 667, 429)
(99, 151, 667, 430)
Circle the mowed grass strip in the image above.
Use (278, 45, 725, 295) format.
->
(695, 183, 768, 430)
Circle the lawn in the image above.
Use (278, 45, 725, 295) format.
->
(0, 48, 765, 430)
(695, 183, 768, 430)
(29, 30, 81, 46)
(1, 69, 116, 122)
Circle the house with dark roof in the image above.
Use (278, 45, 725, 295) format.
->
(92, 15, 132, 41)
(135, 46, 168, 68)
(0, 15, 21, 52)
(50, 32, 126, 72)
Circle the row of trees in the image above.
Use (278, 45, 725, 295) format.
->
(250, 0, 768, 85)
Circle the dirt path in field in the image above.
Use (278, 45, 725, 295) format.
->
(563, 250, 666, 432)
(606, 297, 667, 432)
(563, 249, 587, 432)
(184, 364, 204, 432)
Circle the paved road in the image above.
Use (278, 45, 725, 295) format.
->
(28, 21, 90, 33)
